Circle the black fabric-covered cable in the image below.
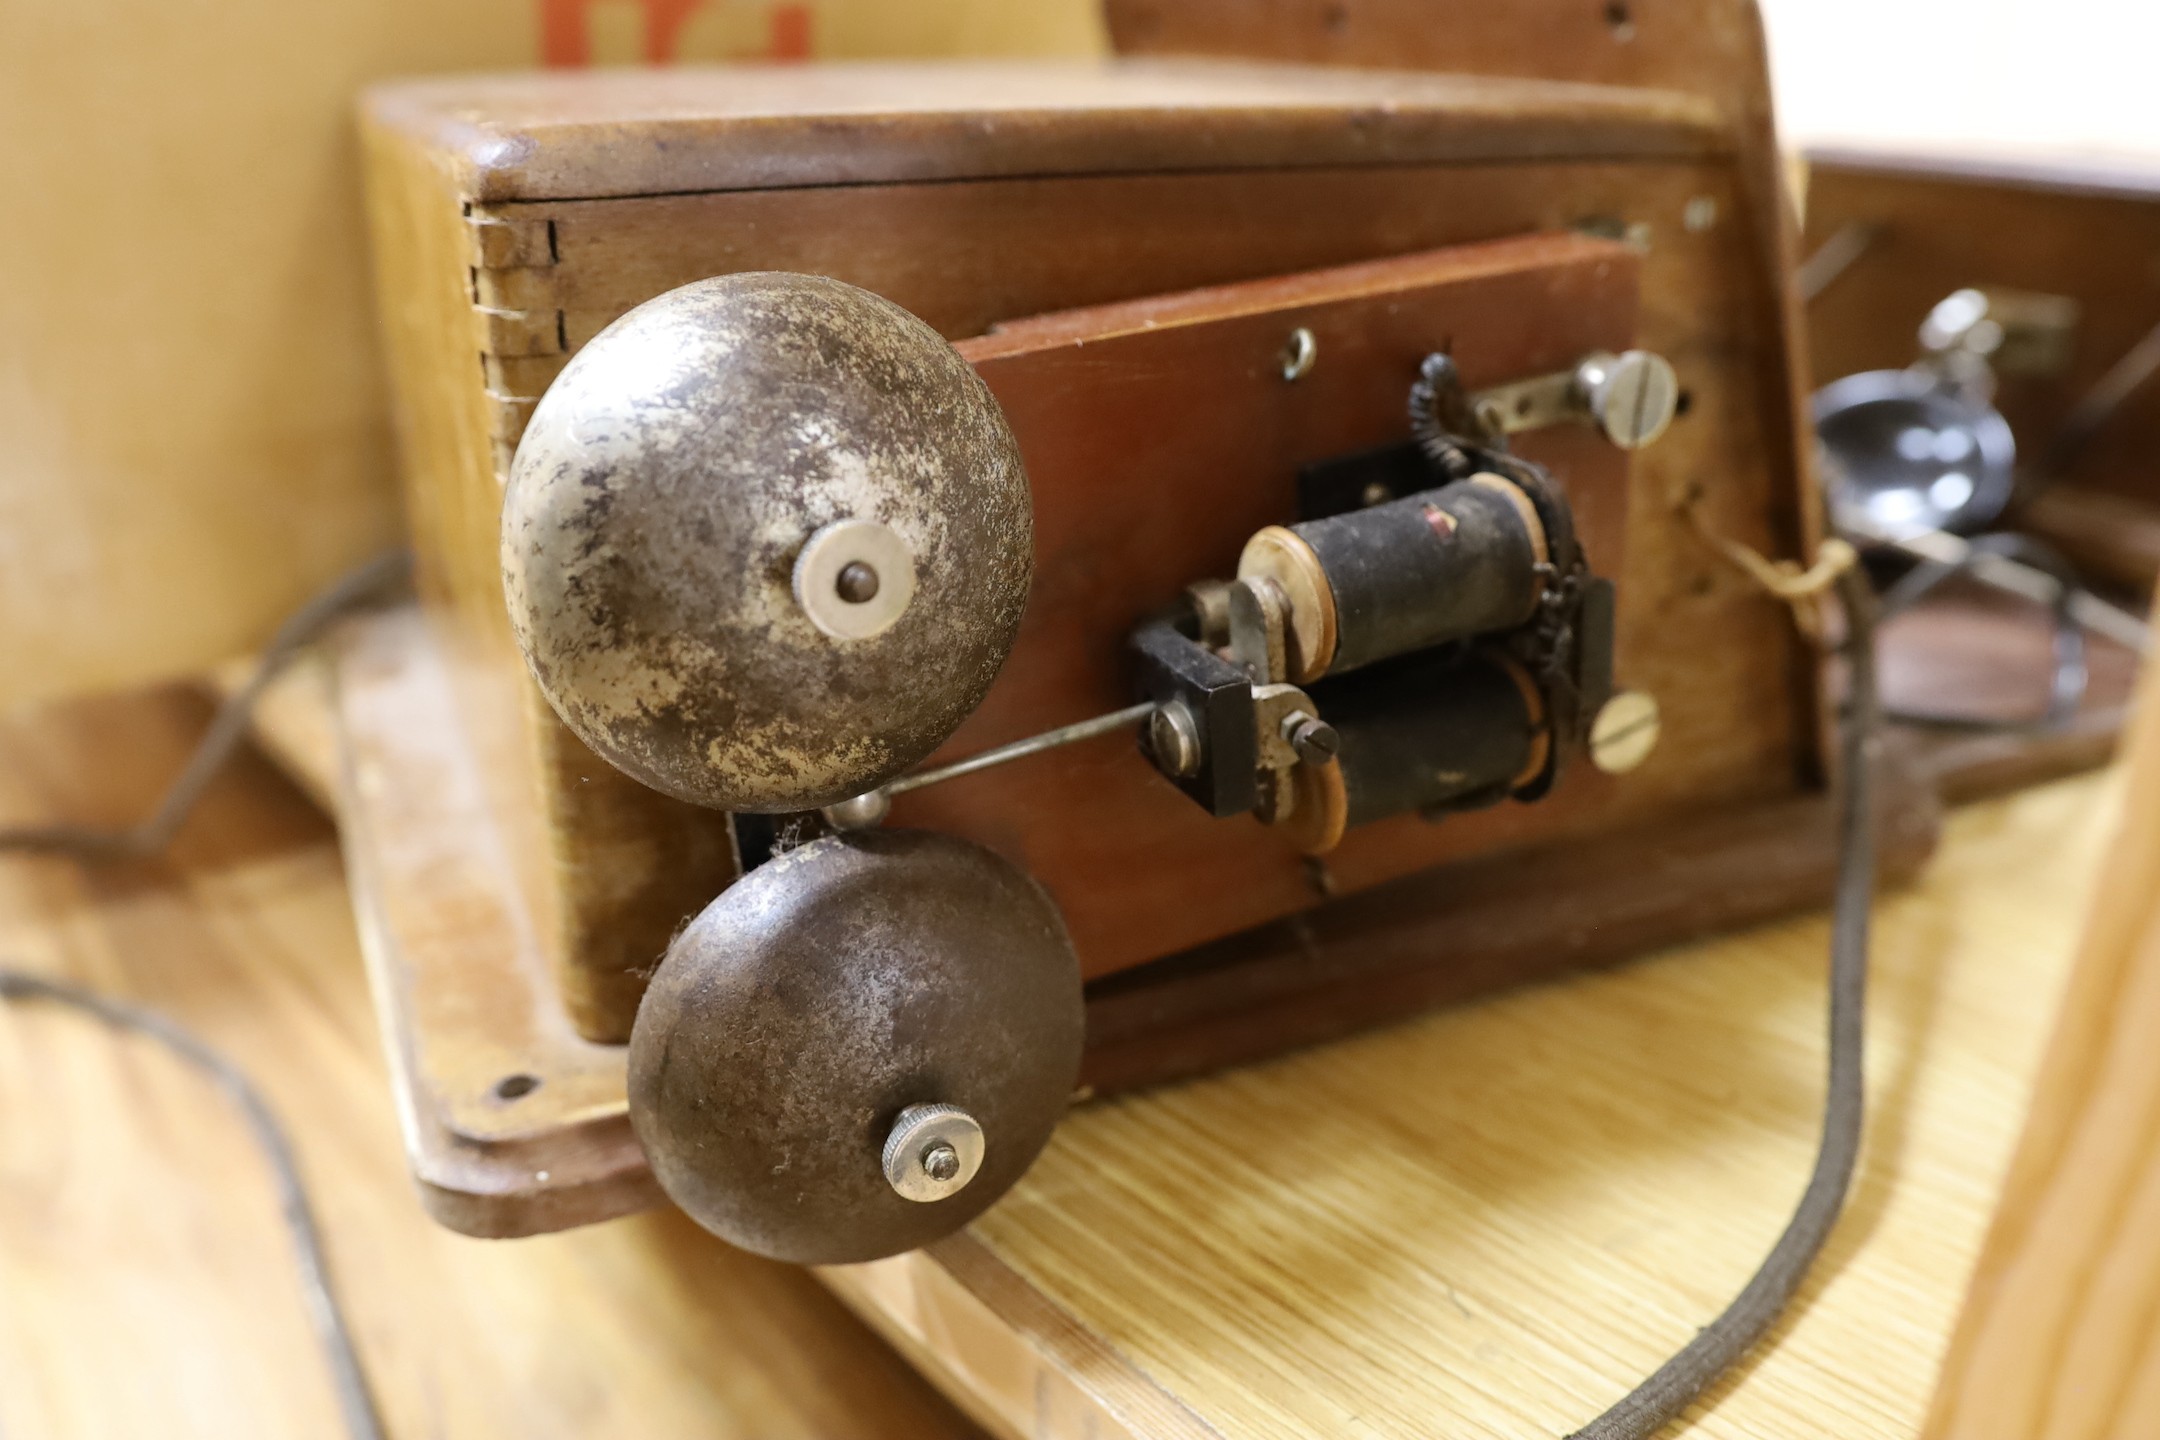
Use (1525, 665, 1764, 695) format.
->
(0, 550, 409, 1439)
(0, 549, 410, 858)
(0, 970, 388, 1440)
(1565, 564, 1878, 1440)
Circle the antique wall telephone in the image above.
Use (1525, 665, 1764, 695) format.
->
(0, 3, 2027, 1436)
(351, 12, 1857, 1434)
(501, 264, 1679, 1259)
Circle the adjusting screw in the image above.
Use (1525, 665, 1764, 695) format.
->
(1283, 712, 1340, 763)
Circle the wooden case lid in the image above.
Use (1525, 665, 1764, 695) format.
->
(1807, 140, 2160, 203)
(363, 58, 1725, 204)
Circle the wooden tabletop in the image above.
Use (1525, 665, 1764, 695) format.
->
(0, 685, 985, 1440)
(0, 681, 2115, 1437)
(922, 766, 2115, 1438)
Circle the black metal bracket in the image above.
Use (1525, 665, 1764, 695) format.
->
(1130, 612, 1258, 817)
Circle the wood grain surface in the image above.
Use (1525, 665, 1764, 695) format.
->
(1105, 0, 1824, 762)
(0, 684, 982, 1440)
(1923, 614, 2160, 1437)
(934, 766, 2118, 1439)
(364, 60, 1721, 203)
(365, 104, 747, 1043)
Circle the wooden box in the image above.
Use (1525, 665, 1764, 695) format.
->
(1805, 147, 2160, 592)
(366, 58, 1816, 1015)
(355, 37, 1837, 1233)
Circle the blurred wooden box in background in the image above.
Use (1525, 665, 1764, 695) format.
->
(1804, 148, 2160, 591)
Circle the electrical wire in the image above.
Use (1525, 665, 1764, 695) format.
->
(0, 549, 410, 1440)
(0, 550, 411, 857)
(0, 970, 388, 1440)
(1566, 564, 1878, 1440)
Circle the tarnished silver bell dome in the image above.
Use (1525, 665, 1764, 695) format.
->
(501, 272, 1034, 812)
(628, 829, 1084, 1263)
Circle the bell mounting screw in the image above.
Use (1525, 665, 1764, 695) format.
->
(882, 1103, 985, 1203)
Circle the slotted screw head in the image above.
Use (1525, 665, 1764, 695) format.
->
(1577, 350, 1680, 450)
(1589, 690, 1662, 774)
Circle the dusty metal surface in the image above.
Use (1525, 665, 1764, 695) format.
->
(502, 272, 1033, 813)
(626, 830, 1084, 1264)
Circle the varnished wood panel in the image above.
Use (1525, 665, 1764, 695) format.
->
(364, 110, 568, 998)
(1923, 606, 2160, 1440)
(365, 59, 1723, 203)
(1079, 749, 1940, 1095)
(364, 109, 741, 1043)
(499, 162, 1757, 356)
(518, 159, 1804, 981)
(909, 234, 1643, 972)
(535, 180, 1789, 733)
(1104, 0, 1823, 762)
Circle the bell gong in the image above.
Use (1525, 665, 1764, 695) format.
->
(502, 271, 1034, 813)
(627, 830, 1085, 1264)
